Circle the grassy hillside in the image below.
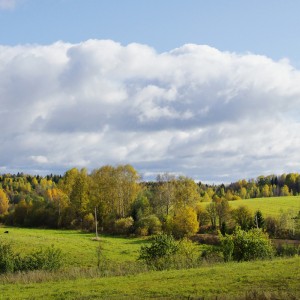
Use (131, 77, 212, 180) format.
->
(199, 196, 300, 217)
(0, 227, 299, 299)
(228, 196, 300, 216)
(0, 257, 299, 299)
(0, 227, 149, 267)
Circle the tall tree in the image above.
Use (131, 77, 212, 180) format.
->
(174, 176, 201, 209)
(155, 173, 176, 216)
(0, 188, 9, 215)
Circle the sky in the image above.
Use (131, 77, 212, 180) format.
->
(1, 0, 300, 183)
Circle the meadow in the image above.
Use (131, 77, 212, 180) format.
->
(200, 196, 300, 217)
(0, 227, 148, 267)
(0, 197, 299, 299)
(0, 226, 299, 299)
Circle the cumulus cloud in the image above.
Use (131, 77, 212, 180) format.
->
(0, 40, 300, 181)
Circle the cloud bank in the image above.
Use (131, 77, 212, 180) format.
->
(1, 40, 300, 181)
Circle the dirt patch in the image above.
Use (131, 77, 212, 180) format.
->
(191, 234, 220, 245)
(271, 239, 300, 247)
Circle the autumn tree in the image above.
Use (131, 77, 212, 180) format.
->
(69, 168, 89, 221)
(90, 164, 140, 231)
(174, 176, 201, 209)
(115, 165, 141, 218)
(280, 185, 290, 196)
(171, 206, 199, 238)
(206, 202, 217, 229)
(0, 188, 9, 215)
(155, 173, 176, 216)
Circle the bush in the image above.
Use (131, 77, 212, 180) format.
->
(82, 213, 95, 232)
(21, 246, 64, 271)
(0, 242, 64, 273)
(0, 242, 16, 273)
(200, 245, 224, 263)
(276, 243, 300, 257)
(139, 234, 178, 270)
(174, 238, 201, 268)
(114, 217, 134, 235)
(135, 214, 162, 236)
(139, 234, 202, 270)
(220, 227, 275, 262)
(219, 233, 234, 262)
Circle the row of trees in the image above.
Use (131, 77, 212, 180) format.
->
(0, 167, 299, 239)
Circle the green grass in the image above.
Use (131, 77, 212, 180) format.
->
(0, 256, 299, 299)
(0, 227, 149, 267)
(228, 196, 300, 216)
(0, 227, 299, 299)
(200, 196, 300, 217)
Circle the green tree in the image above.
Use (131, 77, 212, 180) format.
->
(232, 206, 253, 230)
(215, 198, 230, 227)
(254, 210, 265, 229)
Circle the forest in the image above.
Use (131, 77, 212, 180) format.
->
(0, 165, 299, 240)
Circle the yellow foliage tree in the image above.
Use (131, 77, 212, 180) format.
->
(0, 188, 9, 215)
(172, 206, 199, 238)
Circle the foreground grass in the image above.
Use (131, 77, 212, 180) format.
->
(0, 256, 299, 299)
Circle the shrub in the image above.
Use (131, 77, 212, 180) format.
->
(174, 238, 201, 268)
(200, 245, 224, 263)
(276, 243, 300, 257)
(219, 233, 234, 262)
(0, 242, 63, 273)
(135, 214, 162, 236)
(139, 234, 178, 270)
(0, 242, 16, 273)
(82, 213, 95, 232)
(114, 217, 134, 235)
(21, 246, 64, 271)
(220, 227, 274, 262)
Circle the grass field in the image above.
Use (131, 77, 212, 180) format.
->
(200, 196, 300, 217)
(0, 227, 299, 299)
(0, 227, 149, 267)
(0, 256, 299, 299)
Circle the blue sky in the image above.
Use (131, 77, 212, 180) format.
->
(1, 0, 300, 65)
(1, 0, 300, 182)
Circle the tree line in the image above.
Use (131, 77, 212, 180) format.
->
(0, 166, 299, 239)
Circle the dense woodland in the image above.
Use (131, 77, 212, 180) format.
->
(0, 165, 299, 239)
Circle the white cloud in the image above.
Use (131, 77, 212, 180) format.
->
(30, 156, 48, 164)
(1, 40, 300, 181)
(0, 0, 18, 10)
